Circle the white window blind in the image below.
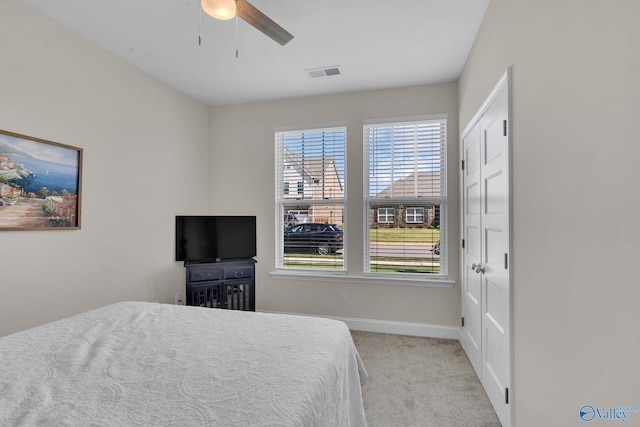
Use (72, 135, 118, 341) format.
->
(275, 126, 346, 271)
(364, 117, 447, 276)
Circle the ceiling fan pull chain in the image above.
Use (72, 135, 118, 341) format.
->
(198, 6, 202, 46)
(235, 14, 239, 58)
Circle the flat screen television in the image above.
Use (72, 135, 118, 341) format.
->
(175, 215, 256, 262)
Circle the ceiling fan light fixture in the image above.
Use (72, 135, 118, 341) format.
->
(201, 0, 236, 20)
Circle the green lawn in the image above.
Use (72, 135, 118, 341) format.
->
(284, 261, 344, 269)
(333, 225, 440, 244)
(283, 227, 440, 273)
(369, 227, 440, 243)
(368, 264, 440, 274)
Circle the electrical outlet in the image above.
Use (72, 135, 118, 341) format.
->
(174, 293, 184, 305)
(339, 291, 347, 304)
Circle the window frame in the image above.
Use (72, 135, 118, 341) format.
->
(275, 124, 347, 273)
(363, 115, 448, 279)
(377, 207, 395, 223)
(406, 207, 425, 224)
(271, 117, 453, 287)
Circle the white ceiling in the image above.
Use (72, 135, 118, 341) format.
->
(22, 0, 490, 107)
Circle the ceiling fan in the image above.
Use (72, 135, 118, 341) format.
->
(201, 0, 294, 46)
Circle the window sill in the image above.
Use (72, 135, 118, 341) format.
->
(269, 270, 455, 288)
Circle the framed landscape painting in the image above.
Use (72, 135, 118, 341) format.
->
(0, 129, 82, 230)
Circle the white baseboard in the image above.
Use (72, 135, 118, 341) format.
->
(261, 310, 462, 341)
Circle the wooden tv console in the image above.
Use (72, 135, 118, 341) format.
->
(185, 258, 255, 311)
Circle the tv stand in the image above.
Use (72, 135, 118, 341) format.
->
(184, 259, 256, 311)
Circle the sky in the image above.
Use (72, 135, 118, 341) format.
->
(0, 133, 79, 167)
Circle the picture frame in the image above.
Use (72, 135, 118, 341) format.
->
(0, 129, 82, 230)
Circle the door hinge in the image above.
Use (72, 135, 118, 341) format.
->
(505, 387, 510, 404)
(461, 317, 465, 327)
(462, 239, 465, 249)
(503, 120, 508, 137)
(505, 253, 508, 269)
(461, 159, 465, 170)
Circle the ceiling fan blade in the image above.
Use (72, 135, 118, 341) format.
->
(236, 0, 294, 46)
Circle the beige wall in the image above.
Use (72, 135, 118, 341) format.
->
(460, 0, 640, 425)
(0, 1, 210, 336)
(10, 0, 639, 423)
(2, 1, 463, 336)
(209, 83, 462, 327)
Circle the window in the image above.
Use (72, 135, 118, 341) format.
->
(364, 116, 447, 276)
(406, 207, 425, 224)
(275, 126, 346, 271)
(377, 208, 395, 223)
(283, 182, 290, 195)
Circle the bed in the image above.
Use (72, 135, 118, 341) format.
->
(0, 301, 368, 426)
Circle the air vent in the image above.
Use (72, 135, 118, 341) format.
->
(306, 66, 341, 78)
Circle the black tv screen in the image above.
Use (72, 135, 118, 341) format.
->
(176, 216, 256, 262)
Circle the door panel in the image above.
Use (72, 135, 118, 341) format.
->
(480, 85, 510, 427)
(462, 121, 482, 376)
(461, 74, 511, 427)
(466, 182, 480, 215)
(486, 277, 508, 332)
(484, 171, 506, 214)
(484, 228, 505, 277)
(485, 324, 508, 393)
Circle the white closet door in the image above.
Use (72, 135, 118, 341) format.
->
(461, 121, 482, 376)
(479, 84, 510, 426)
(461, 72, 511, 427)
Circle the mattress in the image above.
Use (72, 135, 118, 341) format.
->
(0, 301, 367, 426)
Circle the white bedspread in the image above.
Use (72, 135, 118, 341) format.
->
(0, 302, 367, 426)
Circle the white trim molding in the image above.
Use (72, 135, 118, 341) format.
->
(261, 310, 462, 341)
(269, 270, 455, 287)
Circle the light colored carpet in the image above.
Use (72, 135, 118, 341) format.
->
(351, 331, 501, 427)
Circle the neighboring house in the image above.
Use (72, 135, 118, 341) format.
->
(0, 182, 22, 197)
(282, 149, 343, 224)
(371, 171, 441, 228)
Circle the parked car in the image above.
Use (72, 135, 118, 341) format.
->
(284, 223, 343, 255)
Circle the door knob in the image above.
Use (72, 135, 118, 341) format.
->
(472, 263, 485, 274)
